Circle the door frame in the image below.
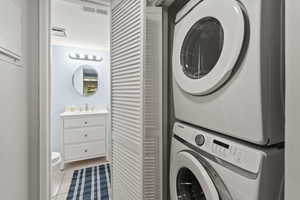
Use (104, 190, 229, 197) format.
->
(39, 0, 51, 200)
(38, 1, 113, 200)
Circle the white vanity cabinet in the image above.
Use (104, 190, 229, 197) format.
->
(60, 111, 108, 169)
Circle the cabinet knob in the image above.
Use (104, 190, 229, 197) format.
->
(84, 121, 88, 125)
(84, 149, 88, 153)
(84, 134, 88, 137)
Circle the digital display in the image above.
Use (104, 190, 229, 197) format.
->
(213, 139, 229, 149)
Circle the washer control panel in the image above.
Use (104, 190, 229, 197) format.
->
(204, 137, 244, 165)
(174, 122, 263, 174)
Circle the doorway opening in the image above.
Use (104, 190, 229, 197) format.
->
(50, 0, 111, 199)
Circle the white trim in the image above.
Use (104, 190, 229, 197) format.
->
(161, 7, 169, 200)
(141, 0, 146, 196)
(109, 2, 113, 198)
(39, 0, 51, 200)
(286, 0, 300, 199)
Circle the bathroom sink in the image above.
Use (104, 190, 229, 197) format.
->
(60, 109, 109, 117)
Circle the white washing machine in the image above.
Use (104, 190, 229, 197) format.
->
(172, 0, 285, 145)
(170, 122, 284, 200)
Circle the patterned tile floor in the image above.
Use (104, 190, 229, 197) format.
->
(52, 157, 109, 200)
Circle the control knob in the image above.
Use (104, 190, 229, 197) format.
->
(195, 135, 205, 146)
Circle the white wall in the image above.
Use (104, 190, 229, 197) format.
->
(0, 0, 39, 200)
(51, 45, 110, 152)
(51, 0, 110, 50)
(286, 1, 300, 199)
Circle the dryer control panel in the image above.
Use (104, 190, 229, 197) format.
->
(174, 122, 264, 174)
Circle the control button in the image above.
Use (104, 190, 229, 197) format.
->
(232, 147, 237, 156)
(229, 146, 233, 153)
(220, 148, 225, 157)
(222, 148, 226, 156)
(213, 145, 217, 153)
(206, 137, 212, 146)
(236, 151, 243, 163)
(214, 145, 218, 154)
(195, 135, 205, 147)
(211, 145, 215, 153)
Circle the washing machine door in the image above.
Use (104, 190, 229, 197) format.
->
(170, 151, 220, 200)
(173, 0, 246, 95)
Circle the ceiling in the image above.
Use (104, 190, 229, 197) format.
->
(51, 0, 110, 51)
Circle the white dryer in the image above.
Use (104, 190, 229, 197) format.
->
(172, 0, 285, 145)
(170, 122, 284, 200)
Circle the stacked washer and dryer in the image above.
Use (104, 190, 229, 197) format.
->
(168, 0, 285, 199)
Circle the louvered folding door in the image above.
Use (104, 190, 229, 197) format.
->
(111, 1, 162, 200)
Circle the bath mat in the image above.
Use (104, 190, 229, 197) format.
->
(66, 163, 111, 200)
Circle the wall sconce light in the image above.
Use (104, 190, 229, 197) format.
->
(69, 53, 103, 62)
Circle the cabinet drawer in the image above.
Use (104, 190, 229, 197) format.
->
(64, 126, 106, 144)
(64, 141, 106, 161)
(64, 116, 106, 128)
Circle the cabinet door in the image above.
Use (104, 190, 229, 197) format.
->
(64, 126, 106, 144)
(64, 141, 106, 161)
(111, 0, 145, 199)
(63, 116, 106, 128)
(111, 1, 163, 200)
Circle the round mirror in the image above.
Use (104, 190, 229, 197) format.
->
(72, 65, 99, 96)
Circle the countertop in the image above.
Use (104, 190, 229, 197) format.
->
(60, 110, 109, 117)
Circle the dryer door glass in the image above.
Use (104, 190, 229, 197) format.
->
(180, 17, 224, 80)
(177, 167, 206, 200)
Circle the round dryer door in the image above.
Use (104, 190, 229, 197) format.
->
(170, 151, 219, 200)
(173, 0, 246, 95)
